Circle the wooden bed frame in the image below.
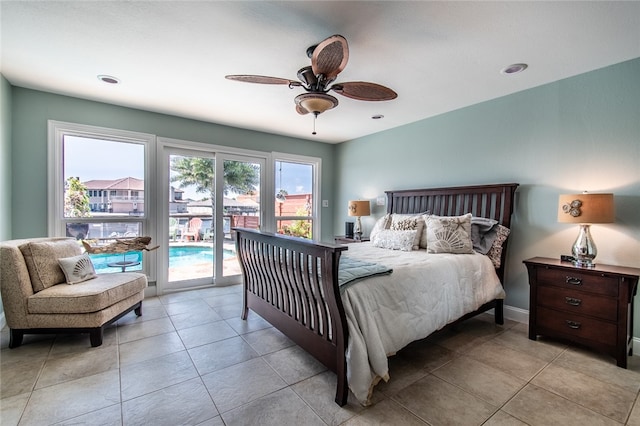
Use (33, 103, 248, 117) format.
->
(234, 183, 519, 406)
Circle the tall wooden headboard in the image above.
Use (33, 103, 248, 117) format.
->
(385, 183, 519, 281)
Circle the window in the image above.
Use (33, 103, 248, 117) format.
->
(48, 122, 322, 290)
(273, 155, 320, 239)
(48, 121, 155, 276)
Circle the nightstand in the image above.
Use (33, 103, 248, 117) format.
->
(524, 257, 639, 368)
(334, 236, 370, 244)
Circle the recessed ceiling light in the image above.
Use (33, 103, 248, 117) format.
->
(97, 75, 120, 84)
(500, 63, 528, 75)
(371, 114, 384, 120)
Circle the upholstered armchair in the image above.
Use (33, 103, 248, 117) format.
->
(0, 237, 147, 348)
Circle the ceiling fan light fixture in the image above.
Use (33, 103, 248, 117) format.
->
(295, 93, 338, 115)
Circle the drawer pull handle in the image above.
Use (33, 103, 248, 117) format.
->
(565, 297, 582, 306)
(566, 276, 582, 286)
(565, 320, 581, 329)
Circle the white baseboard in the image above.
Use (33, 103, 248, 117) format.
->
(502, 304, 639, 357)
(503, 304, 530, 325)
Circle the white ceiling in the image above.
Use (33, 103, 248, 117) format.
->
(2, 1, 639, 144)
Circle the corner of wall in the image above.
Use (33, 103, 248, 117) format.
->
(0, 74, 13, 322)
(0, 74, 13, 241)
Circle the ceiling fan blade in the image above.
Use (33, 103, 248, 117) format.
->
(331, 81, 398, 101)
(296, 104, 310, 115)
(225, 75, 302, 86)
(311, 35, 349, 80)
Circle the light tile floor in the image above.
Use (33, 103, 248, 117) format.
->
(1, 284, 639, 425)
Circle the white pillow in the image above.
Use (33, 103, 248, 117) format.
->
(369, 214, 391, 241)
(426, 213, 474, 254)
(391, 217, 425, 250)
(58, 254, 98, 284)
(390, 213, 428, 248)
(372, 229, 417, 251)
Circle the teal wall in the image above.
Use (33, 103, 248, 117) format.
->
(0, 74, 12, 323)
(0, 75, 11, 241)
(5, 59, 640, 337)
(10, 88, 336, 241)
(336, 58, 640, 336)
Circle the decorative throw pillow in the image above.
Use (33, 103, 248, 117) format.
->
(58, 254, 98, 284)
(391, 218, 425, 250)
(486, 225, 510, 268)
(390, 213, 429, 248)
(369, 214, 391, 242)
(371, 229, 417, 251)
(19, 239, 83, 292)
(470, 216, 499, 255)
(426, 213, 474, 254)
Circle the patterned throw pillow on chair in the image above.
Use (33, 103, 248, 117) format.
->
(58, 254, 98, 284)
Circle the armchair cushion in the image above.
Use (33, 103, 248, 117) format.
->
(19, 239, 82, 292)
(28, 272, 147, 314)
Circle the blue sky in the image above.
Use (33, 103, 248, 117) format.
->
(64, 136, 144, 181)
(64, 136, 312, 200)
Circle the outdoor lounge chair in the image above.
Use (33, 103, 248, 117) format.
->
(181, 218, 202, 242)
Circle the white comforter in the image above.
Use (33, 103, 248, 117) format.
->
(340, 243, 505, 405)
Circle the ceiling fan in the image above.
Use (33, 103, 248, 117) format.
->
(225, 35, 397, 134)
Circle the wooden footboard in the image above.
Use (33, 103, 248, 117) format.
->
(234, 229, 349, 405)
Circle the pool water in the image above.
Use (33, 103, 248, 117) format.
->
(90, 246, 233, 272)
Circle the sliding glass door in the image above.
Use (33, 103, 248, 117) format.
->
(167, 151, 215, 285)
(159, 145, 263, 292)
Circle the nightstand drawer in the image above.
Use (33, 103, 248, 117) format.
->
(537, 306, 617, 346)
(536, 267, 618, 297)
(537, 286, 618, 321)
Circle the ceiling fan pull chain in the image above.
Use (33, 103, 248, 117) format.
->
(312, 113, 317, 135)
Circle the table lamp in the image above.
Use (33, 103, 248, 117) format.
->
(558, 192, 614, 267)
(348, 200, 371, 240)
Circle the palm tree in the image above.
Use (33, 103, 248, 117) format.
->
(170, 157, 259, 211)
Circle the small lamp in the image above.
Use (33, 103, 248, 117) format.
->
(558, 192, 614, 267)
(348, 200, 371, 240)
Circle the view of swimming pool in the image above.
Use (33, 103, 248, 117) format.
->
(90, 245, 233, 272)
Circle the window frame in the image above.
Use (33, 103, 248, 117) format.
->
(271, 152, 321, 239)
(47, 120, 156, 278)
